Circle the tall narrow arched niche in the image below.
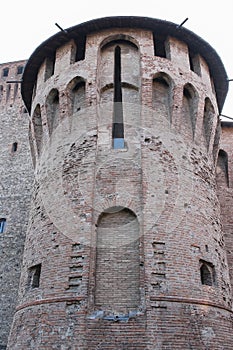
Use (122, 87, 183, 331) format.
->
(98, 36, 140, 148)
(203, 97, 215, 150)
(29, 122, 36, 168)
(67, 77, 86, 115)
(212, 120, 221, 163)
(181, 83, 198, 140)
(95, 206, 140, 314)
(153, 73, 173, 124)
(32, 104, 43, 156)
(45, 88, 60, 135)
(216, 149, 229, 187)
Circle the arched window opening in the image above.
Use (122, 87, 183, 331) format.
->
(46, 89, 60, 134)
(216, 149, 229, 187)
(203, 98, 215, 150)
(68, 77, 86, 115)
(200, 260, 215, 286)
(112, 45, 124, 149)
(153, 73, 172, 123)
(32, 104, 43, 156)
(95, 207, 140, 313)
(99, 37, 140, 149)
(182, 84, 198, 140)
(28, 263, 41, 289)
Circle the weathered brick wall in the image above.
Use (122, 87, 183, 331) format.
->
(217, 122, 233, 297)
(0, 60, 34, 349)
(7, 21, 233, 349)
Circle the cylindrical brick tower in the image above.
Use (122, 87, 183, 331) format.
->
(7, 16, 233, 349)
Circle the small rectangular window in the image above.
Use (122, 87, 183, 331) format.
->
(3, 68, 9, 77)
(188, 50, 201, 76)
(44, 55, 56, 81)
(12, 142, 18, 152)
(0, 218, 6, 233)
(28, 264, 41, 288)
(17, 66, 24, 74)
(153, 33, 167, 58)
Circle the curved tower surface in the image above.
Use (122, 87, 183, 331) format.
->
(7, 16, 233, 349)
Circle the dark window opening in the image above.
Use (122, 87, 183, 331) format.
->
(153, 76, 169, 87)
(189, 51, 195, 72)
(72, 80, 85, 92)
(113, 45, 124, 149)
(52, 92, 59, 104)
(75, 36, 86, 62)
(0, 85, 3, 103)
(29, 263, 41, 288)
(12, 142, 18, 152)
(17, 66, 24, 74)
(45, 54, 56, 81)
(183, 87, 192, 99)
(153, 33, 167, 58)
(0, 218, 6, 233)
(200, 260, 215, 286)
(3, 68, 9, 77)
(188, 50, 201, 76)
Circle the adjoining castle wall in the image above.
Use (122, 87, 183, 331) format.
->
(0, 60, 34, 349)
(217, 122, 233, 296)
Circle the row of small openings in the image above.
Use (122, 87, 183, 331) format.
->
(0, 218, 6, 233)
(1, 65, 24, 78)
(44, 37, 86, 82)
(0, 83, 20, 103)
(24, 259, 215, 289)
(153, 33, 201, 76)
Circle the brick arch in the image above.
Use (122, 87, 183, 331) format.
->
(152, 72, 173, 124)
(66, 76, 86, 116)
(203, 97, 215, 150)
(99, 34, 139, 51)
(45, 88, 60, 135)
(216, 149, 229, 187)
(181, 83, 199, 141)
(32, 104, 43, 156)
(95, 206, 140, 314)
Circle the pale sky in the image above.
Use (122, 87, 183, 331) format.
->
(1, 0, 233, 118)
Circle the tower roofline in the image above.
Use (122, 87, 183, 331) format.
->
(21, 15, 228, 114)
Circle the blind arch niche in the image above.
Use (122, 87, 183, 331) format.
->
(95, 206, 140, 314)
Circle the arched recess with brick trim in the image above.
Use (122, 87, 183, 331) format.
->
(95, 206, 141, 314)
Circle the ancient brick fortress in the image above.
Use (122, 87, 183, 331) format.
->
(1, 15, 233, 349)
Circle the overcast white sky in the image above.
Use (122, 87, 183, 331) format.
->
(1, 0, 233, 118)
